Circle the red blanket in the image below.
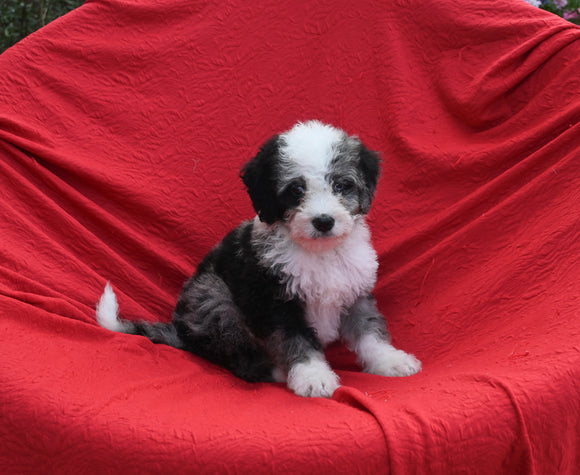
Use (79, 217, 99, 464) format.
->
(1, 0, 579, 472)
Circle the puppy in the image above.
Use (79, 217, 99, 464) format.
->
(96, 120, 421, 397)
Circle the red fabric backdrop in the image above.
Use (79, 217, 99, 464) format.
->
(1, 0, 579, 473)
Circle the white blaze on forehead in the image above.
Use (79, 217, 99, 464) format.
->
(279, 121, 345, 173)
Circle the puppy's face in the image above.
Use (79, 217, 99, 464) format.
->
(241, 121, 380, 251)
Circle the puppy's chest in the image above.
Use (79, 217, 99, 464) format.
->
(282, 243, 378, 345)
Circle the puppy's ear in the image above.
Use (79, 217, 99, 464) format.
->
(240, 135, 281, 224)
(358, 144, 381, 214)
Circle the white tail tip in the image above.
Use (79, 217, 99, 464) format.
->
(96, 282, 125, 332)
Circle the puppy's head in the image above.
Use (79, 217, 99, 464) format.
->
(241, 121, 380, 251)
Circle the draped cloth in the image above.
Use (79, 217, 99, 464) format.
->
(1, 0, 579, 472)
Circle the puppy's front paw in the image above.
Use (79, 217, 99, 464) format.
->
(287, 357, 340, 398)
(366, 349, 422, 377)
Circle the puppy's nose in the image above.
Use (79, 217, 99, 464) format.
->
(312, 214, 335, 233)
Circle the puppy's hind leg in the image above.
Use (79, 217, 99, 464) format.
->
(174, 274, 276, 383)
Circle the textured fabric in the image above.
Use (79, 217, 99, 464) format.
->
(1, 0, 579, 473)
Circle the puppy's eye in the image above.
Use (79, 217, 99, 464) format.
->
(289, 183, 306, 198)
(333, 180, 354, 194)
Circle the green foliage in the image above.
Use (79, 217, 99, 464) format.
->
(0, 0, 83, 53)
(541, 0, 580, 25)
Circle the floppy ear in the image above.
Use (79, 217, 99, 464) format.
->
(240, 135, 282, 224)
(358, 144, 381, 214)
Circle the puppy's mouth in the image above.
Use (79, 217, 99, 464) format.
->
(295, 231, 347, 252)
(285, 212, 352, 251)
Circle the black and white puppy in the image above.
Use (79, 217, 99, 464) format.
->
(96, 120, 421, 398)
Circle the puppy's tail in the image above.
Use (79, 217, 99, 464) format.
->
(96, 282, 183, 349)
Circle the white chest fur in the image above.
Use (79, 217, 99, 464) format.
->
(254, 218, 378, 345)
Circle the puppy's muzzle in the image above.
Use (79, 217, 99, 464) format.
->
(312, 214, 335, 233)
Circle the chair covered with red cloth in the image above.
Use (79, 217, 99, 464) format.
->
(1, 0, 579, 472)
